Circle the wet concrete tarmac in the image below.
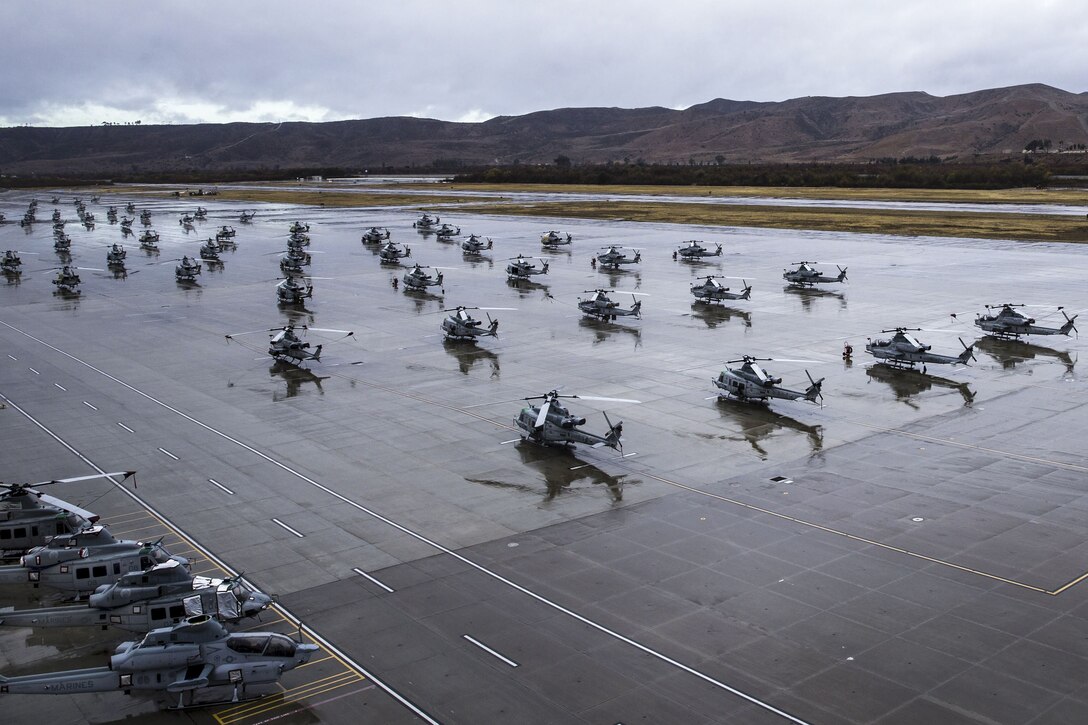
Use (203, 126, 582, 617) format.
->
(2, 188, 1088, 723)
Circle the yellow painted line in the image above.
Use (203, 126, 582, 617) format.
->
(1048, 569, 1088, 596)
(214, 672, 363, 724)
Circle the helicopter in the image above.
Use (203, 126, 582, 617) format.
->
(461, 234, 493, 255)
(52, 266, 81, 293)
(513, 390, 636, 450)
(690, 276, 752, 303)
(53, 233, 72, 252)
(126, 201, 137, 214)
(506, 254, 549, 280)
(0, 525, 188, 596)
(596, 245, 641, 269)
(0, 472, 133, 555)
(140, 209, 152, 225)
(2, 250, 24, 274)
(178, 214, 195, 226)
(968, 304, 1078, 339)
(266, 324, 351, 363)
(541, 230, 573, 247)
(577, 289, 644, 321)
(51, 208, 62, 222)
(276, 276, 313, 305)
(106, 244, 127, 266)
(239, 210, 256, 223)
(361, 226, 391, 244)
(0, 614, 318, 709)
(783, 261, 848, 287)
(676, 240, 723, 259)
(435, 223, 461, 240)
(0, 559, 272, 633)
(198, 239, 222, 262)
(378, 241, 412, 264)
(288, 221, 308, 234)
(865, 328, 975, 372)
(174, 256, 201, 283)
(279, 251, 308, 275)
(106, 207, 118, 222)
(402, 263, 444, 292)
(713, 356, 824, 405)
(440, 306, 509, 342)
(120, 216, 134, 230)
(217, 225, 237, 238)
(413, 213, 440, 231)
(193, 206, 208, 220)
(285, 234, 308, 252)
(139, 228, 159, 245)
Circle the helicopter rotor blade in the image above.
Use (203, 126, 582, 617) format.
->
(569, 395, 641, 404)
(24, 471, 136, 489)
(534, 401, 551, 428)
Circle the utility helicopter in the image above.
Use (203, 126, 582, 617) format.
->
(541, 230, 573, 247)
(52, 265, 81, 293)
(174, 256, 201, 283)
(139, 229, 159, 246)
(2, 250, 23, 275)
(378, 241, 412, 264)
(239, 210, 256, 223)
(435, 223, 461, 240)
(106, 244, 127, 266)
(193, 207, 207, 220)
(713, 356, 824, 405)
(676, 240, 723, 259)
(413, 213, 440, 231)
(461, 234, 493, 255)
(513, 390, 638, 450)
(690, 275, 752, 303)
(140, 209, 152, 226)
(577, 289, 644, 321)
(506, 254, 549, 280)
(967, 304, 1078, 339)
(439, 306, 511, 342)
(276, 276, 314, 305)
(0, 559, 272, 633)
(199, 239, 222, 262)
(361, 226, 390, 244)
(267, 324, 352, 363)
(287, 222, 308, 235)
(402, 263, 445, 292)
(783, 261, 848, 287)
(0, 615, 318, 709)
(865, 328, 975, 373)
(596, 245, 641, 269)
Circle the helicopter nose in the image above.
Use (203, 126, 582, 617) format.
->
(244, 592, 274, 614)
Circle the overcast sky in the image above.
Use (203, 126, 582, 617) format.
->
(3, 0, 1085, 128)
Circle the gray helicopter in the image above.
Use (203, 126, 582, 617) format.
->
(0, 472, 133, 555)
(506, 254, 549, 280)
(0, 559, 272, 633)
(436, 223, 461, 240)
(969, 304, 1078, 339)
(379, 241, 412, 264)
(287, 230, 310, 247)
(218, 226, 239, 244)
(513, 390, 637, 450)
(0, 615, 318, 709)
(0, 525, 188, 596)
(139, 229, 159, 249)
(267, 324, 352, 363)
(596, 245, 641, 269)
(140, 209, 152, 225)
(53, 233, 71, 252)
(461, 234, 493, 255)
(174, 256, 201, 282)
(276, 276, 313, 305)
(865, 328, 975, 372)
(676, 240, 722, 259)
(239, 209, 256, 223)
(361, 226, 391, 244)
(199, 238, 222, 262)
(713, 356, 824, 405)
(288, 221, 308, 234)
(783, 261, 848, 287)
(52, 265, 81, 293)
(413, 213, 440, 231)
(280, 250, 308, 275)
(193, 206, 208, 220)
(578, 289, 644, 321)
(402, 263, 444, 292)
(541, 230, 573, 247)
(2, 250, 23, 275)
(440, 306, 510, 342)
(106, 244, 127, 266)
(691, 276, 752, 303)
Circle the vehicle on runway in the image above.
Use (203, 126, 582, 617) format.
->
(865, 328, 975, 372)
(106, 244, 127, 266)
(53, 233, 72, 252)
(402, 263, 444, 292)
(285, 233, 308, 251)
(514, 390, 637, 450)
(435, 223, 461, 240)
(713, 356, 824, 405)
(506, 254, 549, 281)
(217, 225, 237, 240)
(970, 303, 1078, 339)
(596, 245, 641, 269)
(179, 214, 195, 226)
(0, 472, 133, 554)
(413, 213, 440, 231)
(52, 265, 81, 293)
(0, 525, 188, 596)
(106, 206, 118, 222)
(578, 289, 644, 321)
(276, 276, 313, 305)
(461, 234, 492, 255)
(379, 241, 411, 264)
(361, 226, 390, 244)
(174, 256, 201, 283)
(288, 222, 308, 234)
(691, 276, 752, 303)
(0, 614, 318, 709)
(676, 240, 723, 259)
(239, 210, 256, 223)
(2, 250, 23, 275)
(783, 261, 848, 287)
(125, 202, 136, 214)
(440, 306, 509, 342)
(541, 230, 573, 247)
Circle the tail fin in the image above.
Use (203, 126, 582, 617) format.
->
(739, 282, 752, 300)
(804, 371, 825, 404)
(487, 317, 500, 336)
(312, 344, 323, 361)
(956, 339, 975, 365)
(837, 266, 848, 282)
(435, 272, 444, 286)
(603, 412, 623, 451)
(542, 261, 550, 274)
(632, 300, 643, 318)
(633, 251, 642, 263)
(1061, 312, 1078, 337)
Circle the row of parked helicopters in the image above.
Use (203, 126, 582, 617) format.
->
(0, 471, 313, 708)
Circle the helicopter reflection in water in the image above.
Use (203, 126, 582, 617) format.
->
(269, 359, 329, 400)
(865, 364, 975, 409)
(973, 335, 1076, 374)
(578, 316, 642, 349)
(468, 444, 630, 503)
(713, 397, 823, 459)
(690, 303, 751, 329)
(443, 338, 500, 378)
(783, 285, 846, 311)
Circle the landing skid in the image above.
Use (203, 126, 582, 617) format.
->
(166, 686, 272, 710)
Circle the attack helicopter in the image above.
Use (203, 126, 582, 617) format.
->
(0, 559, 272, 633)
(541, 230, 573, 247)
(378, 241, 412, 264)
(174, 256, 201, 282)
(691, 276, 752, 303)
(140, 209, 152, 226)
(513, 390, 637, 450)
(783, 261, 848, 287)
(676, 240, 723, 259)
(198, 239, 222, 262)
(279, 250, 308, 275)
(2, 250, 23, 275)
(439, 306, 510, 342)
(865, 328, 975, 373)
(596, 245, 641, 269)
(361, 226, 391, 244)
(139, 229, 160, 247)
(968, 304, 1078, 339)
(0, 525, 188, 596)
(106, 244, 127, 266)
(126, 202, 137, 214)
(179, 214, 195, 226)
(461, 234, 493, 255)
(276, 276, 313, 305)
(0, 614, 318, 709)
(217, 225, 237, 241)
(106, 206, 118, 222)
(577, 289, 644, 321)
(435, 223, 461, 240)
(402, 263, 444, 292)
(239, 209, 256, 223)
(52, 265, 81, 293)
(288, 221, 308, 234)
(266, 324, 353, 363)
(193, 206, 208, 220)
(120, 216, 134, 232)
(413, 213, 440, 231)
(53, 233, 72, 252)
(285, 233, 308, 251)
(0, 472, 133, 555)
(713, 356, 824, 405)
(506, 254, 549, 280)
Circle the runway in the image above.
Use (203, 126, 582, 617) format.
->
(2, 188, 1088, 723)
